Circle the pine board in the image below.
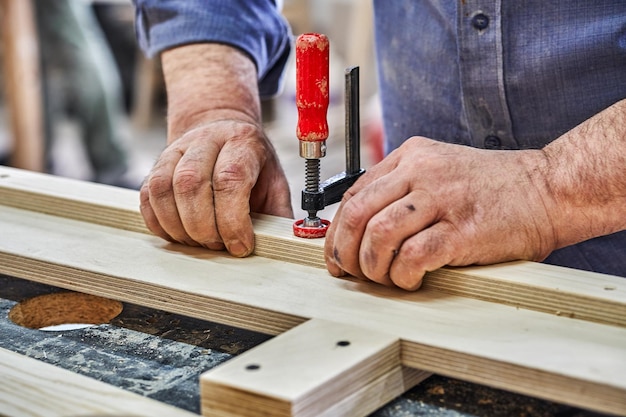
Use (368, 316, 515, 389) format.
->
(0, 166, 624, 328)
(0, 206, 625, 414)
(1, 167, 625, 415)
(201, 319, 430, 417)
(0, 347, 197, 417)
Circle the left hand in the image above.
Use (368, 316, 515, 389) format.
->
(324, 136, 556, 290)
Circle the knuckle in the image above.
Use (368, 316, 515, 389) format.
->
(340, 200, 365, 230)
(391, 250, 426, 291)
(213, 164, 250, 192)
(409, 230, 448, 259)
(401, 239, 427, 260)
(367, 216, 395, 243)
(339, 187, 357, 205)
(139, 184, 151, 206)
(173, 169, 205, 196)
(145, 173, 173, 199)
(359, 247, 378, 275)
(235, 122, 258, 138)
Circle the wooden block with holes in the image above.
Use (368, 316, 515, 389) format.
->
(201, 319, 429, 417)
(0, 166, 625, 417)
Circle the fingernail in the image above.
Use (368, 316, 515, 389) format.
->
(229, 240, 251, 257)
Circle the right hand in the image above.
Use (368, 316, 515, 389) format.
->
(139, 44, 293, 257)
(324, 137, 557, 290)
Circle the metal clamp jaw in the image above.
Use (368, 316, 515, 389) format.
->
(298, 66, 365, 230)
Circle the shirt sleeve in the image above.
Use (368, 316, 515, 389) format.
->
(132, 0, 292, 98)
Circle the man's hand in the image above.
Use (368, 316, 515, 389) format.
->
(140, 44, 293, 257)
(325, 98, 626, 290)
(324, 137, 556, 290)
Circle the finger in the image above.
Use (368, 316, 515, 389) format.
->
(172, 140, 225, 251)
(144, 148, 196, 246)
(335, 154, 399, 204)
(358, 192, 437, 286)
(389, 221, 458, 291)
(325, 151, 403, 276)
(250, 156, 294, 219)
(324, 211, 347, 277)
(139, 180, 174, 243)
(328, 170, 411, 279)
(212, 140, 263, 257)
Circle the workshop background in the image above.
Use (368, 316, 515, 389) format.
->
(0, 1, 613, 416)
(0, 0, 381, 222)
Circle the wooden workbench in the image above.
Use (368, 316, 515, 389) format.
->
(0, 275, 610, 417)
(0, 166, 624, 417)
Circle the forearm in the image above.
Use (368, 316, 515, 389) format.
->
(161, 43, 262, 143)
(539, 98, 626, 248)
(133, 0, 291, 97)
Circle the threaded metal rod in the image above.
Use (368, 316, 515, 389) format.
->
(305, 159, 321, 192)
(304, 158, 322, 226)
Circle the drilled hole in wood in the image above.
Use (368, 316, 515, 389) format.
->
(245, 364, 261, 371)
(336, 340, 350, 347)
(9, 292, 123, 331)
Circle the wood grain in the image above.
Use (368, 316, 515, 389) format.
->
(202, 319, 429, 417)
(0, 166, 624, 328)
(0, 347, 197, 417)
(0, 201, 625, 414)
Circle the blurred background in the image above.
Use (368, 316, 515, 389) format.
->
(0, 0, 381, 220)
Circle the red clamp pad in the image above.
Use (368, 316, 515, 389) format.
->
(293, 219, 330, 239)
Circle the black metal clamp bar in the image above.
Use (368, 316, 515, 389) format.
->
(301, 66, 366, 212)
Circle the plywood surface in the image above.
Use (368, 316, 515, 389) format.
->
(202, 319, 430, 417)
(0, 347, 197, 417)
(0, 167, 625, 415)
(0, 166, 623, 328)
(0, 205, 625, 414)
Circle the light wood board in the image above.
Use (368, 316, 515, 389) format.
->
(1, 166, 624, 328)
(0, 347, 197, 417)
(0, 167, 625, 416)
(202, 318, 430, 417)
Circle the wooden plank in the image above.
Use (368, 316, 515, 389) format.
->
(0, 166, 624, 328)
(201, 319, 429, 417)
(0, 347, 197, 417)
(0, 201, 624, 415)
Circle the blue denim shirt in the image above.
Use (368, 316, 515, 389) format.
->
(133, 0, 626, 277)
(133, 0, 291, 98)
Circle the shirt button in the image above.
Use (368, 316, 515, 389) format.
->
(472, 13, 490, 30)
(484, 135, 501, 148)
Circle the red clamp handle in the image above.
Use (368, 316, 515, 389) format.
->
(295, 33, 330, 142)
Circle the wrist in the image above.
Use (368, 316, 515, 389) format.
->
(161, 43, 262, 142)
(511, 149, 560, 259)
(536, 99, 626, 249)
